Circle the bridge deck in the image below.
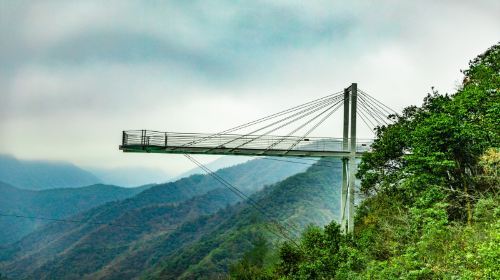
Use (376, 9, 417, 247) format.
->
(120, 130, 371, 158)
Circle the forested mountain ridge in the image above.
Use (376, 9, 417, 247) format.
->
(235, 43, 499, 279)
(144, 159, 342, 279)
(0, 154, 101, 190)
(0, 181, 150, 245)
(0, 157, 308, 279)
(87, 166, 170, 187)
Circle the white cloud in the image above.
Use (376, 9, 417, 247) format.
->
(0, 0, 499, 176)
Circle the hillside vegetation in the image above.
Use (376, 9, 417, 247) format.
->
(0, 157, 308, 279)
(0, 182, 150, 245)
(232, 43, 499, 279)
(144, 159, 342, 279)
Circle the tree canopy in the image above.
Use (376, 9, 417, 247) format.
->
(231, 42, 499, 279)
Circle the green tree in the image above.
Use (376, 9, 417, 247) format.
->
(273, 223, 346, 279)
(229, 234, 272, 280)
(358, 43, 499, 223)
(262, 42, 499, 280)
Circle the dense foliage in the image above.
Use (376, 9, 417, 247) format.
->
(233, 43, 499, 279)
(0, 158, 307, 279)
(0, 182, 149, 245)
(145, 160, 342, 279)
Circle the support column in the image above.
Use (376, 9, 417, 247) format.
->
(341, 158, 348, 232)
(340, 88, 350, 233)
(348, 83, 357, 233)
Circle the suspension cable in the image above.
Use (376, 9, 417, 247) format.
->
(357, 108, 377, 135)
(287, 101, 345, 151)
(265, 97, 344, 151)
(357, 98, 387, 127)
(183, 155, 301, 246)
(357, 96, 388, 126)
(357, 94, 390, 125)
(183, 91, 344, 146)
(222, 95, 344, 150)
(358, 89, 398, 115)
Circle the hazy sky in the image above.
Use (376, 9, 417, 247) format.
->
(1, 1, 499, 175)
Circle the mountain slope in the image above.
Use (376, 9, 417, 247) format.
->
(233, 43, 500, 279)
(0, 157, 308, 279)
(0, 181, 150, 245)
(0, 154, 101, 190)
(144, 159, 342, 279)
(88, 167, 170, 187)
(174, 156, 253, 180)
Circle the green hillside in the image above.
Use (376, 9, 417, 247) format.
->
(144, 159, 342, 280)
(0, 157, 308, 279)
(237, 43, 499, 279)
(0, 182, 150, 245)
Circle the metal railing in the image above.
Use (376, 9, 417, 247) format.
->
(121, 130, 372, 153)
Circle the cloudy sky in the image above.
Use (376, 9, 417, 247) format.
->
(0, 0, 499, 176)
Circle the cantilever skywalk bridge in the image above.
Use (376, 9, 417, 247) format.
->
(120, 83, 397, 233)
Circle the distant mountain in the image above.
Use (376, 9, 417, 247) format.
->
(0, 158, 309, 279)
(144, 159, 341, 279)
(88, 167, 170, 187)
(174, 156, 253, 180)
(0, 154, 101, 190)
(0, 158, 339, 279)
(0, 181, 151, 245)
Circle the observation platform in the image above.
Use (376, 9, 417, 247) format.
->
(120, 130, 372, 158)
